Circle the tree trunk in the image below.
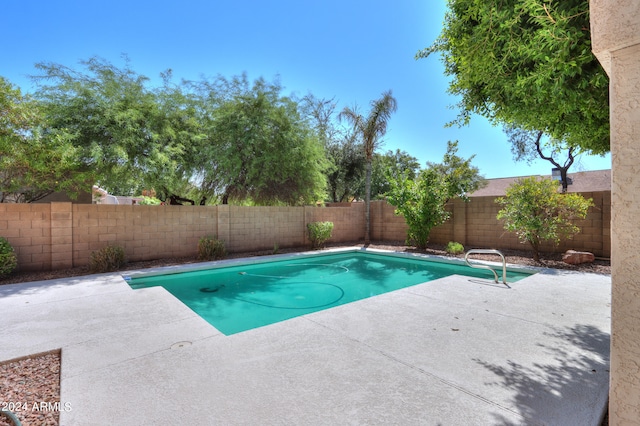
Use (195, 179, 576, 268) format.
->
(559, 167, 569, 193)
(529, 238, 541, 262)
(364, 159, 372, 245)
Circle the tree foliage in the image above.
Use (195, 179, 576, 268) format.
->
(302, 95, 365, 203)
(24, 58, 328, 205)
(33, 57, 192, 195)
(419, 0, 609, 155)
(193, 75, 328, 205)
(0, 76, 90, 202)
(496, 176, 593, 261)
(426, 141, 487, 201)
(387, 169, 451, 249)
(387, 141, 485, 248)
(324, 137, 366, 202)
(368, 149, 420, 200)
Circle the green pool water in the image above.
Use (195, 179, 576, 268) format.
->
(127, 251, 534, 335)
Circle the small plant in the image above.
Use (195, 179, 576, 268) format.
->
(307, 222, 334, 249)
(138, 196, 162, 205)
(198, 236, 227, 261)
(0, 237, 18, 278)
(89, 245, 126, 273)
(273, 242, 280, 254)
(445, 241, 465, 255)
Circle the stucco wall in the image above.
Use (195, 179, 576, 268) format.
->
(372, 193, 610, 258)
(591, 0, 640, 423)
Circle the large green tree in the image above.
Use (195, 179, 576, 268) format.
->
(339, 91, 398, 244)
(0, 76, 89, 202)
(193, 75, 329, 205)
(31, 59, 327, 205)
(420, 0, 609, 156)
(33, 57, 193, 196)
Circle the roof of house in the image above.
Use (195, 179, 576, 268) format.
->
(469, 169, 611, 197)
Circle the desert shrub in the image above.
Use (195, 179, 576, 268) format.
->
(89, 245, 126, 273)
(137, 196, 162, 205)
(198, 236, 227, 261)
(307, 222, 334, 249)
(445, 241, 465, 255)
(0, 237, 18, 277)
(497, 176, 593, 262)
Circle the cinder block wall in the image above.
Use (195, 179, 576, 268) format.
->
(0, 203, 53, 271)
(225, 206, 305, 252)
(309, 203, 365, 244)
(370, 193, 611, 258)
(72, 204, 218, 268)
(0, 192, 610, 272)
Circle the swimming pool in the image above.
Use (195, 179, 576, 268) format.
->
(126, 250, 535, 335)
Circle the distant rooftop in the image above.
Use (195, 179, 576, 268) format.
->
(470, 169, 611, 197)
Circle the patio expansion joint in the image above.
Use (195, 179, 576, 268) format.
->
(303, 316, 532, 424)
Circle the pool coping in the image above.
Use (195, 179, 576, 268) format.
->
(122, 246, 544, 280)
(0, 249, 611, 425)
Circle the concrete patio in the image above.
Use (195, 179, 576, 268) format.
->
(0, 250, 611, 425)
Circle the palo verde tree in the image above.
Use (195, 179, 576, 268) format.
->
(339, 90, 397, 244)
(496, 176, 593, 261)
(420, 0, 610, 164)
(33, 57, 195, 196)
(0, 76, 90, 202)
(193, 74, 329, 205)
(386, 141, 485, 249)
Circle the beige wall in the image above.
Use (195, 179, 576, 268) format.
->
(0, 203, 366, 271)
(372, 193, 610, 258)
(591, 0, 640, 422)
(0, 195, 608, 272)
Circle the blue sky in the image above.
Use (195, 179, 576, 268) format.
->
(3, 0, 610, 179)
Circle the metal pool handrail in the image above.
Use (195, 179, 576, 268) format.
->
(464, 249, 507, 285)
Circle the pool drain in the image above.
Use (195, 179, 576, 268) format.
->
(170, 341, 192, 350)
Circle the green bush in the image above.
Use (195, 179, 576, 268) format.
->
(0, 237, 18, 278)
(89, 245, 126, 273)
(137, 196, 162, 205)
(198, 236, 227, 261)
(445, 241, 465, 255)
(307, 222, 334, 249)
(496, 176, 593, 262)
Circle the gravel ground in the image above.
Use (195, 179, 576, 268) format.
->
(0, 243, 610, 425)
(0, 352, 60, 426)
